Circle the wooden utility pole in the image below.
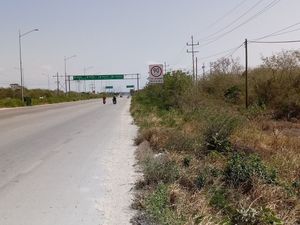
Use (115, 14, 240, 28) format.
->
(245, 38, 248, 109)
(195, 57, 198, 81)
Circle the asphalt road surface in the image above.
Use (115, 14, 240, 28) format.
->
(0, 98, 137, 225)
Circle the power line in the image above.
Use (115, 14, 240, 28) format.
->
(253, 22, 300, 40)
(269, 28, 300, 38)
(249, 40, 300, 44)
(169, 45, 187, 66)
(202, 0, 250, 31)
(199, 0, 264, 42)
(198, 43, 244, 60)
(198, 0, 281, 48)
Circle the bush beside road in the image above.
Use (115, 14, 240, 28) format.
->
(0, 88, 108, 107)
(130, 51, 300, 225)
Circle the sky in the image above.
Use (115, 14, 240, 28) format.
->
(0, 0, 300, 92)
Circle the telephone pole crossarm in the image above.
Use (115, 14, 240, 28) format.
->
(186, 35, 199, 80)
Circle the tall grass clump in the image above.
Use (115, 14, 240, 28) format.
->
(145, 183, 185, 225)
(203, 114, 240, 153)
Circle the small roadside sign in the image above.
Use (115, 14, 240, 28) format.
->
(126, 85, 134, 88)
(105, 86, 113, 89)
(149, 64, 164, 84)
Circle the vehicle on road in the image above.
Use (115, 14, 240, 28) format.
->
(112, 96, 117, 104)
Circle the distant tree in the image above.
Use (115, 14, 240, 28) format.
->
(261, 50, 300, 78)
(210, 57, 243, 75)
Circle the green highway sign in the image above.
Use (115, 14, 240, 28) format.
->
(126, 85, 135, 88)
(73, 74, 124, 80)
(105, 86, 113, 89)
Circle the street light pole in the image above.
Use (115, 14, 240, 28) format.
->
(64, 55, 76, 93)
(19, 28, 39, 102)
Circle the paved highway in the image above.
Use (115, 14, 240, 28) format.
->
(0, 98, 137, 225)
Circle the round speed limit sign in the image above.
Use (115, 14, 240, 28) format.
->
(150, 65, 163, 78)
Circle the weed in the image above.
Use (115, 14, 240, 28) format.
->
(182, 156, 192, 167)
(203, 115, 239, 153)
(232, 207, 283, 225)
(195, 173, 207, 190)
(143, 157, 179, 184)
(224, 152, 277, 190)
(145, 183, 185, 225)
(232, 207, 260, 225)
(165, 130, 198, 152)
(209, 188, 229, 210)
(224, 85, 241, 103)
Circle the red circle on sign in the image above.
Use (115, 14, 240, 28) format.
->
(151, 66, 163, 77)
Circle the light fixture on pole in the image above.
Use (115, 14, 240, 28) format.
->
(19, 28, 39, 102)
(64, 54, 76, 93)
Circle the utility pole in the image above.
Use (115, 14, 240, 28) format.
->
(54, 72, 60, 95)
(202, 63, 206, 79)
(245, 38, 248, 109)
(164, 62, 167, 74)
(187, 35, 199, 80)
(64, 57, 67, 93)
(64, 55, 76, 94)
(137, 74, 140, 90)
(195, 57, 198, 81)
(68, 75, 71, 93)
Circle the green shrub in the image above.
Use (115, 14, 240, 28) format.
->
(232, 207, 260, 225)
(260, 208, 283, 225)
(132, 71, 192, 111)
(232, 207, 283, 225)
(224, 85, 241, 103)
(0, 98, 23, 107)
(209, 188, 230, 210)
(203, 115, 239, 153)
(195, 173, 207, 190)
(224, 153, 277, 189)
(143, 157, 179, 184)
(182, 156, 192, 167)
(145, 183, 185, 225)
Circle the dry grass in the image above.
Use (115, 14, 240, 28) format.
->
(233, 120, 300, 183)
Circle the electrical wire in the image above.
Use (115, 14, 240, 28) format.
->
(198, 0, 281, 48)
(249, 40, 300, 44)
(268, 28, 300, 38)
(199, 0, 264, 42)
(198, 43, 244, 60)
(203, 0, 250, 31)
(253, 22, 300, 40)
(208, 45, 244, 70)
(169, 45, 188, 66)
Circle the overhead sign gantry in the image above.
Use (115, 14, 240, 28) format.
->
(70, 73, 140, 92)
(73, 74, 124, 80)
